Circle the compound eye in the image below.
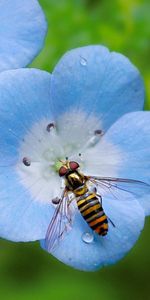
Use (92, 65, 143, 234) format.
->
(69, 161, 79, 170)
(59, 166, 68, 177)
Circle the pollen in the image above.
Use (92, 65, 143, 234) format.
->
(53, 160, 63, 173)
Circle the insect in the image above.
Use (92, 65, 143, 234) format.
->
(45, 159, 150, 252)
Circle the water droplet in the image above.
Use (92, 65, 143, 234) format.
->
(80, 57, 87, 66)
(82, 232, 94, 244)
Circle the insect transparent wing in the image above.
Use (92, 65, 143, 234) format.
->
(45, 190, 73, 252)
(88, 176, 150, 201)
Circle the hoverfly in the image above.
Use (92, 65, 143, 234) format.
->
(45, 159, 150, 252)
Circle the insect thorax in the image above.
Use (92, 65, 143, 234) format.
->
(65, 170, 87, 193)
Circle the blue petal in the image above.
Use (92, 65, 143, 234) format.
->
(0, 68, 52, 165)
(0, 0, 47, 72)
(0, 166, 53, 241)
(51, 46, 144, 130)
(103, 111, 150, 216)
(41, 194, 145, 271)
(0, 68, 55, 241)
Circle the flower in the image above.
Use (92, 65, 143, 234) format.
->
(0, 0, 47, 72)
(0, 45, 149, 271)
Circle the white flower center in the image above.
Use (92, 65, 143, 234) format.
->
(16, 110, 122, 204)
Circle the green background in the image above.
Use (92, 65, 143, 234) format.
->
(0, 0, 150, 299)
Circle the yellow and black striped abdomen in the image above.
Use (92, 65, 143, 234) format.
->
(77, 192, 108, 236)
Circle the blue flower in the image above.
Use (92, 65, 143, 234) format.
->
(0, 0, 47, 72)
(0, 46, 149, 271)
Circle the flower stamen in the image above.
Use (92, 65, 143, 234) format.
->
(46, 123, 55, 132)
(52, 197, 61, 205)
(79, 129, 103, 151)
(22, 157, 31, 166)
(94, 129, 104, 136)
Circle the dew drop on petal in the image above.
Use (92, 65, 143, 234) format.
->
(80, 57, 87, 66)
(82, 232, 94, 244)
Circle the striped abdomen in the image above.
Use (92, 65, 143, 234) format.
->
(77, 191, 108, 236)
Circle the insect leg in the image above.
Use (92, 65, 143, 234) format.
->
(107, 217, 116, 228)
(67, 196, 76, 207)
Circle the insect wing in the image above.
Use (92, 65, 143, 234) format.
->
(45, 191, 72, 252)
(88, 176, 150, 201)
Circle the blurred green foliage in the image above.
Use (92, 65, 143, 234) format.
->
(1, 0, 150, 300)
